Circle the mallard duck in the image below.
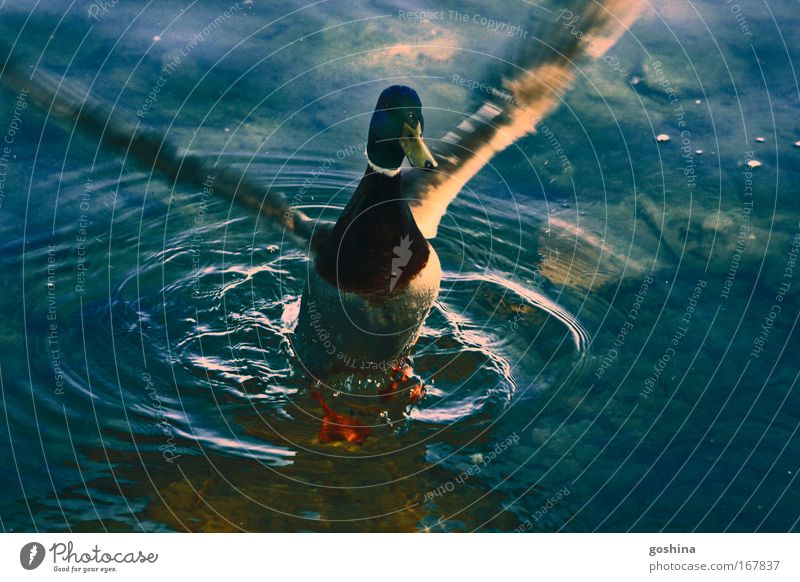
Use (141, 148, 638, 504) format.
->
(292, 85, 441, 382)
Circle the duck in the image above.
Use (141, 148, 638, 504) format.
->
(293, 86, 439, 380)
(289, 86, 442, 441)
(1, 0, 644, 443)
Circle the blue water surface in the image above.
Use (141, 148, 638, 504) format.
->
(0, 0, 798, 532)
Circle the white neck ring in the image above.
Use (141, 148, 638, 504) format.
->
(367, 156, 401, 177)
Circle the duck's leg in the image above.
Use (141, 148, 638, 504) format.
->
(312, 389, 372, 445)
(378, 361, 425, 405)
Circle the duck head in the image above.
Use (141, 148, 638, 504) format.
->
(367, 85, 438, 172)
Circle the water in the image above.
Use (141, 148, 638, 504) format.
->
(0, 0, 798, 532)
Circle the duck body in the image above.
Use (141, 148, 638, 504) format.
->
(294, 166, 441, 379)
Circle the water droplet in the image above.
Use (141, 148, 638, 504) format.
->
(695, 149, 703, 155)
(694, 99, 702, 105)
(656, 133, 670, 143)
(746, 159, 762, 169)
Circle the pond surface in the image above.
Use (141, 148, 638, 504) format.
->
(0, 0, 798, 531)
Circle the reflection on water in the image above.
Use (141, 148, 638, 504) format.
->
(0, 0, 798, 532)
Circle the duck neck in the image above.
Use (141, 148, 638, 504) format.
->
(366, 158, 401, 177)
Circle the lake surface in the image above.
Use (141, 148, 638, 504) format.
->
(0, 0, 798, 532)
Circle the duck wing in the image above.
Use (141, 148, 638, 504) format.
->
(402, 0, 644, 238)
(0, 40, 319, 248)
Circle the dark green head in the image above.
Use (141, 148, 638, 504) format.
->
(367, 85, 437, 172)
